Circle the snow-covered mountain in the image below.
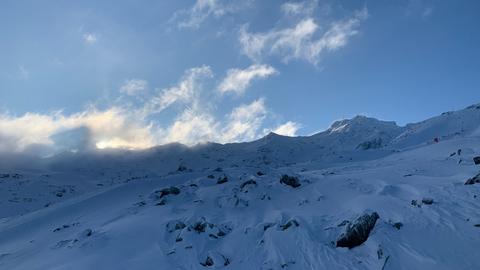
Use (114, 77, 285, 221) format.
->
(1, 104, 480, 269)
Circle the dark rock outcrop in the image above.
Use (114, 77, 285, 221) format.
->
(200, 256, 214, 267)
(280, 219, 299, 231)
(217, 175, 228, 184)
(422, 198, 434, 205)
(357, 138, 383, 150)
(240, 180, 257, 191)
(155, 186, 181, 199)
(166, 220, 186, 233)
(280, 175, 301, 188)
(474, 156, 480, 165)
(465, 173, 480, 185)
(336, 212, 379, 248)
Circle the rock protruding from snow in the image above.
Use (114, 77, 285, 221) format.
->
(465, 173, 480, 185)
(200, 256, 214, 267)
(166, 220, 186, 233)
(279, 219, 299, 231)
(473, 156, 480, 165)
(422, 198, 434, 205)
(280, 175, 301, 188)
(240, 180, 257, 192)
(217, 175, 228, 184)
(336, 212, 379, 249)
(153, 186, 181, 199)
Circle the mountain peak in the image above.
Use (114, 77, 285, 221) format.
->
(328, 115, 399, 134)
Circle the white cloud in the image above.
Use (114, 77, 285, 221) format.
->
(0, 107, 154, 153)
(239, 7, 368, 64)
(142, 65, 213, 116)
(120, 79, 148, 96)
(162, 109, 218, 144)
(83, 33, 97, 44)
(220, 99, 267, 142)
(0, 65, 300, 154)
(174, 0, 252, 29)
(218, 64, 277, 95)
(281, 0, 317, 16)
(273, 121, 301, 136)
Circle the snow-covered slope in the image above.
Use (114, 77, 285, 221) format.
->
(1, 104, 480, 270)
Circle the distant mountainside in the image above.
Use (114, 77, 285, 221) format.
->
(1, 103, 480, 269)
(30, 103, 480, 174)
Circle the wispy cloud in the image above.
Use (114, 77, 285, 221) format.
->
(281, 0, 317, 16)
(221, 99, 267, 142)
(173, 0, 252, 29)
(405, 0, 434, 19)
(218, 64, 277, 95)
(273, 121, 301, 136)
(82, 33, 97, 44)
(120, 79, 148, 96)
(239, 7, 368, 64)
(142, 66, 213, 116)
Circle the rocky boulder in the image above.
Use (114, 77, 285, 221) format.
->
(280, 175, 301, 188)
(465, 173, 480, 185)
(336, 212, 380, 249)
(474, 156, 480, 165)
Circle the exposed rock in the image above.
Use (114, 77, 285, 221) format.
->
(422, 198, 434, 205)
(474, 156, 480, 165)
(200, 256, 214, 267)
(336, 212, 379, 248)
(240, 180, 257, 191)
(465, 173, 480, 185)
(357, 138, 383, 150)
(152, 186, 181, 200)
(193, 221, 208, 233)
(337, 220, 350, 227)
(81, 229, 93, 237)
(191, 218, 214, 234)
(280, 219, 299, 231)
(177, 164, 188, 172)
(411, 200, 420, 207)
(217, 175, 228, 184)
(280, 175, 301, 188)
(392, 222, 403, 230)
(166, 220, 186, 233)
(377, 245, 384, 259)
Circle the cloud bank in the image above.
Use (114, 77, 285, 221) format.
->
(0, 65, 298, 155)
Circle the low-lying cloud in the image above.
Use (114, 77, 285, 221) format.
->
(0, 65, 299, 156)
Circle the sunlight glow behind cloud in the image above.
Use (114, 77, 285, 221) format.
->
(0, 66, 298, 155)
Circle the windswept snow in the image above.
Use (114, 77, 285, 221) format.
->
(1, 104, 480, 269)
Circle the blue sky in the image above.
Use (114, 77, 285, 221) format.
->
(1, 0, 480, 153)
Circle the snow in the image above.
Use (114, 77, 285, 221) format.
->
(1, 104, 480, 269)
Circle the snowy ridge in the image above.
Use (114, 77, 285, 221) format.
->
(1, 104, 480, 269)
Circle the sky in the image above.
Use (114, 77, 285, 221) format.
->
(1, 0, 480, 154)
